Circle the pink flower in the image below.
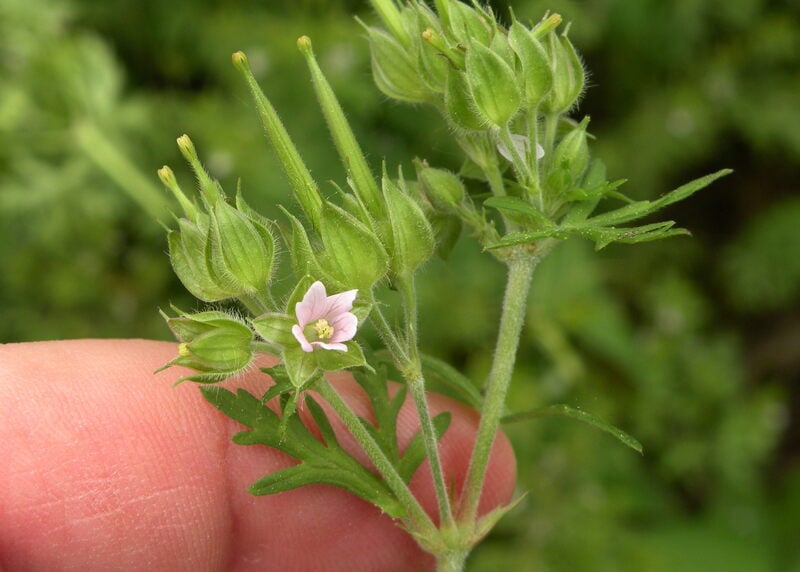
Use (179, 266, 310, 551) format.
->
(291, 281, 358, 352)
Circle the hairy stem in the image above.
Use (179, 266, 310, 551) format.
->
(460, 252, 538, 525)
(378, 278, 455, 527)
(315, 377, 438, 538)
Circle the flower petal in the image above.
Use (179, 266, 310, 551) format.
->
(296, 281, 327, 326)
(321, 288, 358, 319)
(291, 324, 314, 353)
(329, 312, 358, 343)
(314, 341, 348, 352)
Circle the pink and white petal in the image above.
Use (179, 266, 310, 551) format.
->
(314, 341, 348, 352)
(291, 325, 314, 353)
(296, 281, 327, 326)
(322, 288, 358, 318)
(329, 312, 358, 343)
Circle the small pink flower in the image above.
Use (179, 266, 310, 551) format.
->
(291, 281, 358, 352)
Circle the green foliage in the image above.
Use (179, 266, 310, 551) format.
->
(201, 384, 406, 516)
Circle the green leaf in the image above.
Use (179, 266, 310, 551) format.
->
(352, 367, 405, 463)
(201, 385, 405, 518)
(305, 394, 339, 446)
(398, 412, 452, 482)
(589, 169, 732, 227)
(484, 196, 553, 226)
(503, 404, 643, 454)
(314, 342, 368, 371)
(419, 353, 483, 409)
(282, 346, 318, 388)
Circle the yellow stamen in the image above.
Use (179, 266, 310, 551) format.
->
(314, 319, 334, 340)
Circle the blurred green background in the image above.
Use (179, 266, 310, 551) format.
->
(2, 0, 798, 569)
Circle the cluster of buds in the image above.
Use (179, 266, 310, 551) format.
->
(364, 0, 584, 128)
(157, 135, 277, 305)
(362, 0, 598, 253)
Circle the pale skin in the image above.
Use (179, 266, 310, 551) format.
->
(0, 340, 515, 571)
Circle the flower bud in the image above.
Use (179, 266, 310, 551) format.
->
(444, 68, 485, 131)
(465, 42, 521, 127)
(548, 117, 590, 192)
(319, 201, 389, 290)
(160, 310, 254, 383)
(168, 219, 237, 302)
(447, 1, 491, 46)
(210, 199, 272, 294)
(280, 208, 329, 283)
(416, 163, 465, 212)
(508, 21, 553, 107)
(365, 26, 433, 104)
(383, 171, 435, 276)
(541, 30, 585, 115)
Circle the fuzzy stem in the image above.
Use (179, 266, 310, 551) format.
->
(376, 278, 455, 527)
(460, 252, 538, 525)
(314, 377, 438, 538)
(436, 549, 469, 572)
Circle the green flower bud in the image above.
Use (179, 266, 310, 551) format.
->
(416, 163, 465, 212)
(369, 0, 410, 47)
(444, 68, 485, 131)
(465, 42, 521, 128)
(447, 1, 491, 46)
(364, 26, 433, 104)
(542, 30, 585, 115)
(319, 201, 389, 290)
(160, 310, 254, 383)
(168, 218, 237, 302)
(508, 21, 553, 107)
(280, 208, 329, 283)
(210, 199, 272, 294)
(383, 171, 435, 276)
(548, 117, 590, 192)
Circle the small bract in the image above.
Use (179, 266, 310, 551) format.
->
(292, 281, 358, 352)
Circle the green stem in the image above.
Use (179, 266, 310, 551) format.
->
(436, 549, 469, 572)
(498, 126, 532, 186)
(387, 277, 455, 527)
(543, 113, 559, 157)
(315, 377, 438, 538)
(460, 253, 538, 525)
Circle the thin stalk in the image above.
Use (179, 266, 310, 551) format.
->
(460, 253, 538, 525)
(315, 377, 438, 538)
(484, 161, 519, 236)
(543, 112, 559, 157)
(398, 275, 454, 527)
(368, 297, 410, 364)
(526, 108, 544, 211)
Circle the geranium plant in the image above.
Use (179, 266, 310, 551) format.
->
(157, 1, 729, 569)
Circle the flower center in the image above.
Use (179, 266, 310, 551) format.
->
(313, 318, 334, 340)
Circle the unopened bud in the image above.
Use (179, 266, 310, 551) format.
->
(383, 171, 435, 276)
(417, 163, 465, 211)
(465, 42, 521, 127)
(210, 200, 273, 294)
(541, 29, 585, 115)
(365, 26, 433, 103)
(160, 310, 254, 383)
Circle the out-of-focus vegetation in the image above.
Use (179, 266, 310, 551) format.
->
(2, 0, 798, 570)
